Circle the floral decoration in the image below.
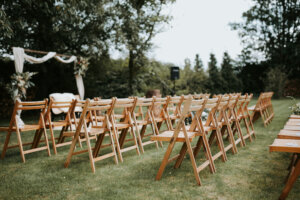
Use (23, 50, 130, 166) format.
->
(287, 96, 300, 115)
(6, 72, 38, 99)
(74, 57, 89, 77)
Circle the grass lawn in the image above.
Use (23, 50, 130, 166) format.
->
(0, 98, 299, 200)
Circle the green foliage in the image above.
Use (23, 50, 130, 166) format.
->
(0, 9, 13, 38)
(287, 96, 300, 115)
(264, 66, 287, 98)
(220, 52, 241, 93)
(206, 53, 223, 94)
(194, 54, 203, 72)
(113, 0, 175, 94)
(0, 0, 114, 57)
(231, 0, 300, 78)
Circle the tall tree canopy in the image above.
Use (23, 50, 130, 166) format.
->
(231, 0, 300, 78)
(206, 53, 223, 94)
(194, 54, 203, 72)
(220, 52, 240, 92)
(0, 0, 115, 57)
(113, 0, 174, 94)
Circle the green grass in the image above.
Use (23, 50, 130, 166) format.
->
(0, 99, 300, 200)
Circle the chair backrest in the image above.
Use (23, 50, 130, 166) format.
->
(235, 94, 247, 117)
(152, 97, 169, 119)
(45, 97, 74, 123)
(203, 97, 219, 127)
(243, 93, 253, 107)
(188, 98, 206, 132)
(85, 99, 115, 128)
(10, 99, 48, 128)
(166, 96, 184, 118)
(134, 97, 154, 122)
(227, 94, 240, 119)
(112, 98, 136, 123)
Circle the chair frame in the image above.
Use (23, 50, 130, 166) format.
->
(1, 99, 51, 162)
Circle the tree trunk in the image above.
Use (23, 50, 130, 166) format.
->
(128, 50, 134, 95)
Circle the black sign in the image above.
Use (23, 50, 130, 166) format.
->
(170, 66, 180, 80)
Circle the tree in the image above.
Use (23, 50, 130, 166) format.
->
(231, 0, 300, 78)
(0, 0, 115, 57)
(194, 54, 203, 72)
(113, 0, 174, 95)
(206, 53, 223, 94)
(0, 9, 13, 39)
(0, 1, 117, 98)
(220, 52, 240, 92)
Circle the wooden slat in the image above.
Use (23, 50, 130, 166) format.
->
(269, 139, 300, 153)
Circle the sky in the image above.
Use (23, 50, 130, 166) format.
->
(150, 0, 253, 68)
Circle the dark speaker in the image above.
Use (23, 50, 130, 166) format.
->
(170, 66, 180, 80)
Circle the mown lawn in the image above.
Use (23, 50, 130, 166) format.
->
(0, 99, 299, 200)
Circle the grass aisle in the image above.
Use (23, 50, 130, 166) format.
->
(0, 99, 299, 200)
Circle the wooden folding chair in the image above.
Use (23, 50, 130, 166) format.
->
(1, 99, 51, 162)
(165, 96, 184, 129)
(248, 93, 264, 123)
(225, 94, 246, 147)
(132, 97, 160, 153)
(198, 97, 228, 163)
(249, 92, 274, 126)
(151, 97, 216, 185)
(208, 95, 238, 155)
(240, 94, 256, 141)
(151, 97, 172, 136)
(111, 98, 140, 161)
(44, 98, 75, 154)
(64, 99, 120, 173)
(175, 97, 228, 175)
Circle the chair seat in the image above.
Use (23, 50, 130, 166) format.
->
(290, 115, 300, 119)
(278, 129, 300, 140)
(114, 114, 125, 119)
(247, 105, 255, 111)
(283, 125, 300, 131)
(153, 117, 166, 122)
(135, 119, 149, 125)
(114, 123, 131, 129)
(169, 114, 179, 120)
(0, 124, 41, 132)
(286, 121, 300, 126)
(151, 130, 198, 142)
(88, 127, 108, 135)
(46, 121, 68, 128)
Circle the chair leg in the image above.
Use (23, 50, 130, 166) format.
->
(108, 130, 119, 165)
(84, 130, 96, 173)
(48, 125, 57, 155)
(15, 129, 25, 163)
(202, 134, 216, 173)
(174, 142, 187, 169)
(185, 137, 202, 185)
(112, 128, 123, 163)
(279, 158, 300, 200)
(130, 127, 140, 156)
(135, 124, 144, 154)
(1, 130, 12, 159)
(155, 140, 177, 181)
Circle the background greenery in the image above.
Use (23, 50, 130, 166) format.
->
(0, 0, 299, 116)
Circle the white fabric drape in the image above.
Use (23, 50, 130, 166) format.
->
(24, 52, 56, 63)
(75, 75, 84, 100)
(13, 47, 25, 73)
(54, 55, 77, 63)
(12, 47, 84, 100)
